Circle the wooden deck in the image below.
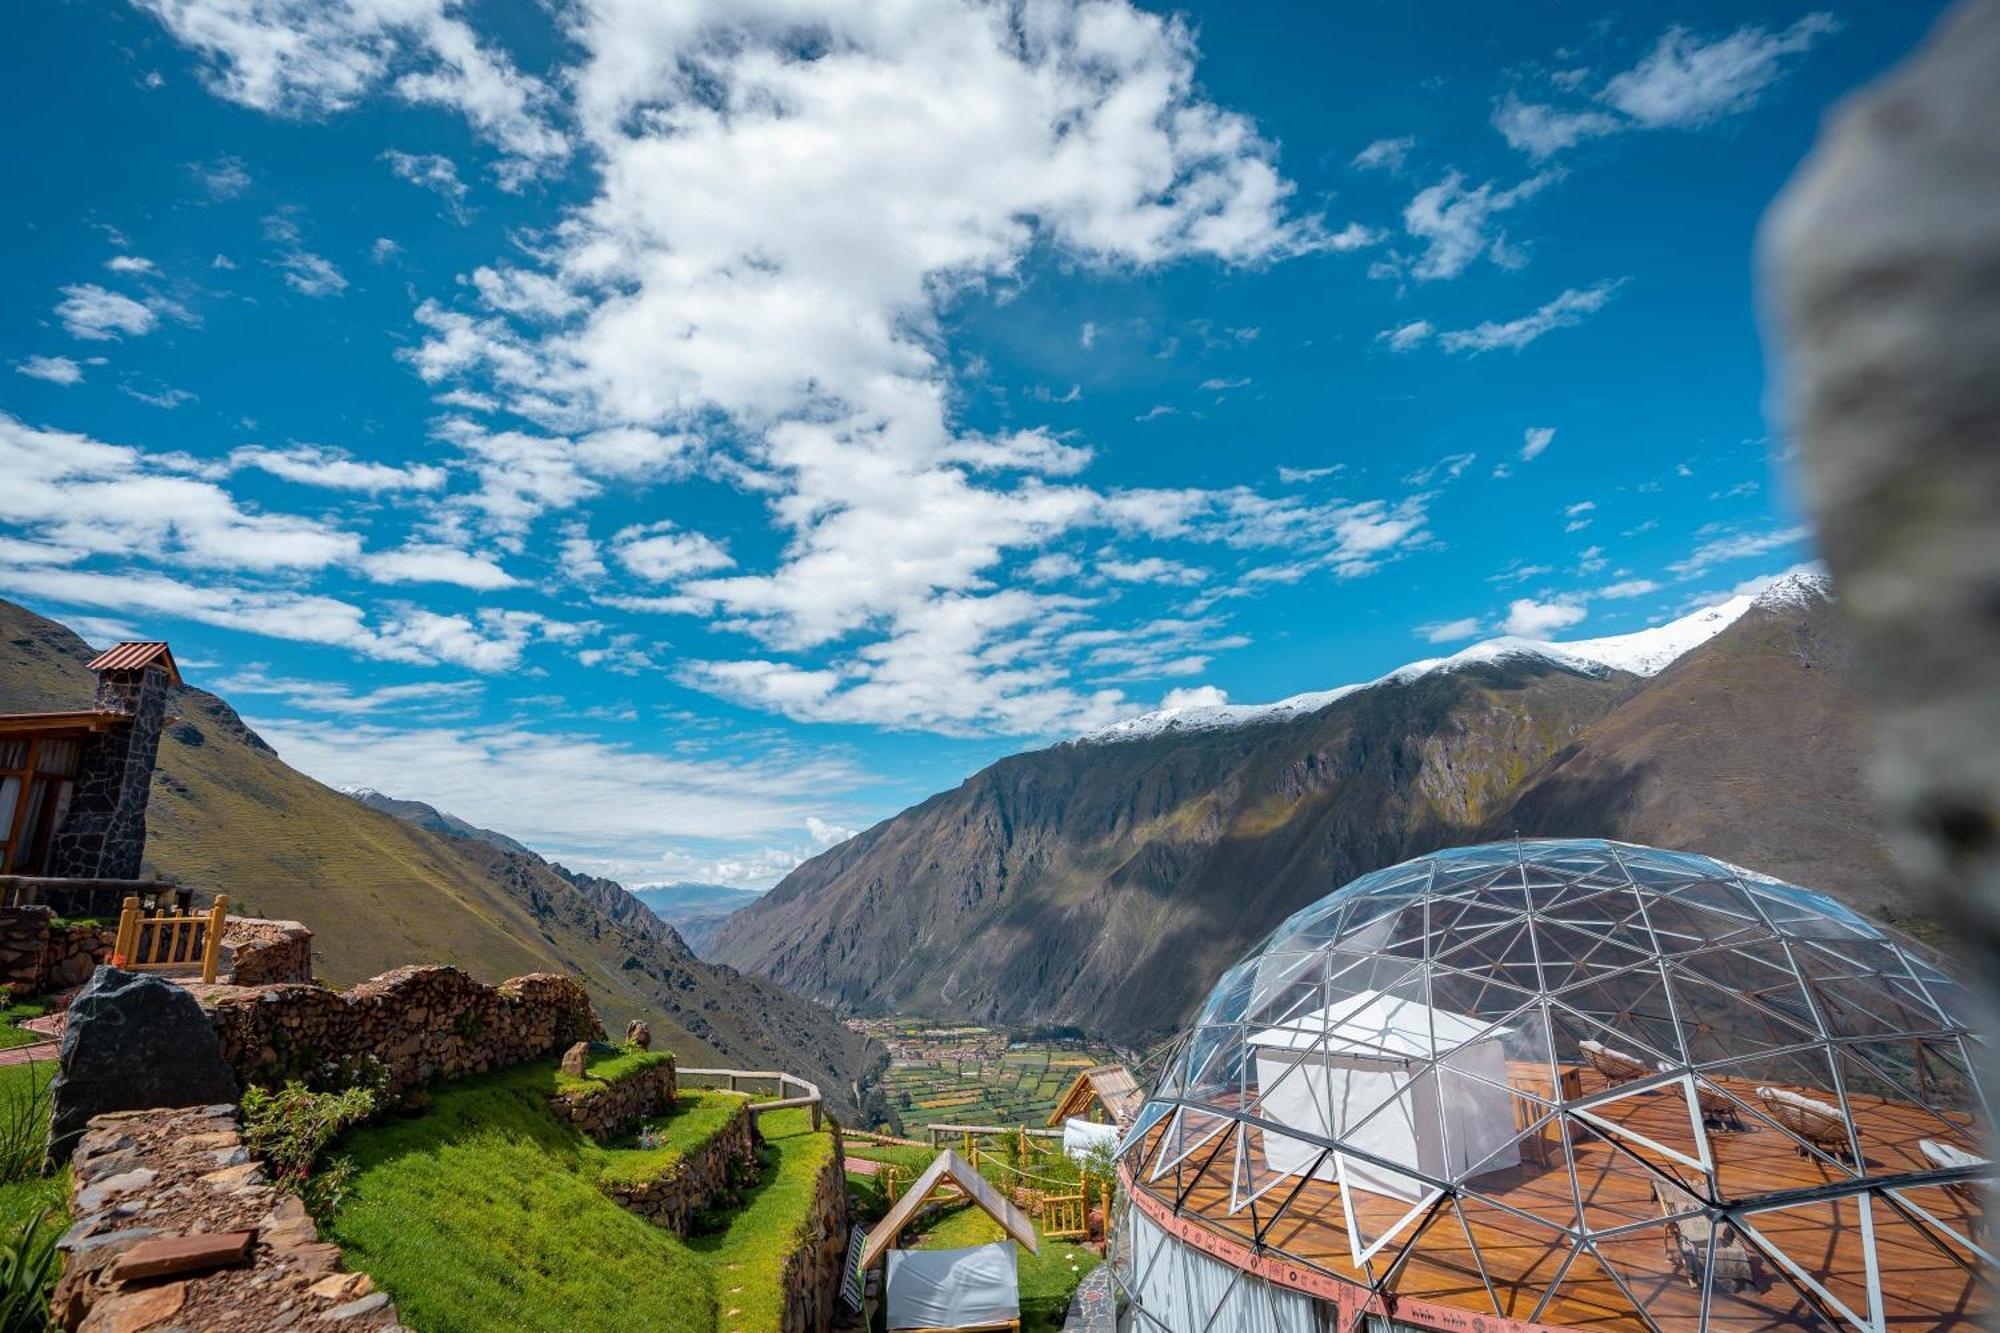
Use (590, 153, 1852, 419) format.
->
(1133, 1065, 1989, 1331)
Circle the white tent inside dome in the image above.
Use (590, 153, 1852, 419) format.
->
(1248, 989, 1519, 1201)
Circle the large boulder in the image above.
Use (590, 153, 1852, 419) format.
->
(48, 967, 240, 1164)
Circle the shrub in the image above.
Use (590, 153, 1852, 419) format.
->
(0, 1210, 59, 1332)
(241, 1061, 386, 1221)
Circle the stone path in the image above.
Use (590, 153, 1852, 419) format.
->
(1060, 1265, 1115, 1333)
(0, 1039, 58, 1067)
(54, 1104, 405, 1331)
(843, 1156, 886, 1176)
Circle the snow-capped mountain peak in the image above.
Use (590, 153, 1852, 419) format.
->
(1071, 571, 1829, 746)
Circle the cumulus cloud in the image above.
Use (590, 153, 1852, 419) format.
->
(613, 521, 734, 583)
(1668, 524, 1813, 577)
(15, 356, 84, 385)
(55, 284, 157, 340)
(135, 0, 569, 176)
(1502, 596, 1588, 637)
(382, 149, 468, 218)
(358, 543, 518, 590)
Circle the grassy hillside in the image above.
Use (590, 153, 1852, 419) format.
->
(0, 598, 876, 1111)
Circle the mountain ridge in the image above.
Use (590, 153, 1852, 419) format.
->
(711, 573, 1899, 1042)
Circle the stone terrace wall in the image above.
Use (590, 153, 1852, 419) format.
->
(549, 1056, 677, 1141)
(219, 917, 313, 986)
(206, 965, 600, 1099)
(780, 1126, 851, 1333)
(54, 1104, 399, 1331)
(0, 906, 114, 994)
(599, 1096, 756, 1235)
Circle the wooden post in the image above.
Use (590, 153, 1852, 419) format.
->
(199, 895, 227, 984)
(114, 896, 139, 965)
(810, 1098, 822, 1133)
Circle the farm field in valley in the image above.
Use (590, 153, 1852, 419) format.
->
(850, 1017, 1126, 1133)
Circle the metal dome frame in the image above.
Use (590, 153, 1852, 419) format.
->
(1114, 840, 1990, 1332)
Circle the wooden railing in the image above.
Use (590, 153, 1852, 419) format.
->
(1, 876, 190, 915)
(679, 1067, 825, 1131)
(113, 893, 228, 984)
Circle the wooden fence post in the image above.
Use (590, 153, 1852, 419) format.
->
(199, 894, 228, 984)
(114, 896, 139, 966)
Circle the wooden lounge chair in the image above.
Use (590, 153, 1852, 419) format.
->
(1757, 1086, 1852, 1162)
(1580, 1039, 1650, 1085)
(1653, 1179, 1755, 1291)
(1660, 1061, 1745, 1131)
(1921, 1138, 1989, 1238)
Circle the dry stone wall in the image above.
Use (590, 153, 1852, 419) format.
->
(54, 1103, 400, 1331)
(205, 965, 600, 1099)
(780, 1126, 851, 1333)
(0, 906, 115, 994)
(218, 917, 313, 987)
(598, 1096, 756, 1234)
(548, 1056, 678, 1141)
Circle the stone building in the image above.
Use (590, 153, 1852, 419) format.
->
(0, 642, 178, 881)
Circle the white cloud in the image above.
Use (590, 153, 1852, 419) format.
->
(1097, 556, 1206, 587)
(1502, 596, 1587, 637)
(1417, 616, 1483, 644)
(105, 255, 158, 275)
(55, 284, 157, 340)
(275, 250, 346, 297)
(612, 521, 734, 583)
(806, 815, 858, 848)
(1521, 426, 1555, 461)
(1398, 170, 1557, 280)
(382, 149, 468, 217)
(1378, 320, 1436, 353)
(1199, 376, 1250, 391)
(1351, 135, 1415, 172)
(0, 413, 359, 571)
(358, 543, 519, 590)
(1598, 578, 1660, 599)
(1436, 280, 1627, 354)
(1602, 15, 1837, 128)
(1277, 465, 1340, 484)
(192, 154, 251, 198)
(232, 445, 447, 492)
(15, 356, 83, 385)
(211, 668, 481, 715)
(1158, 684, 1227, 710)
(1668, 524, 1812, 577)
(1078, 321, 1098, 351)
(136, 0, 569, 176)
(1564, 500, 1596, 518)
(1496, 14, 1836, 160)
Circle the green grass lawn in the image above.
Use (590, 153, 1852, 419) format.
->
(327, 1060, 835, 1333)
(0, 997, 55, 1050)
(0, 1060, 66, 1234)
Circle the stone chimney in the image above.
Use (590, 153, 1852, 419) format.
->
(46, 643, 179, 880)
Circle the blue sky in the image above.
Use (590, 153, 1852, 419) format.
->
(0, 0, 1943, 887)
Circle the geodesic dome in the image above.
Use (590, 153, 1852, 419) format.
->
(1114, 840, 1991, 1332)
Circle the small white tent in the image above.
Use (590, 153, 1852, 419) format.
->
(886, 1243, 1021, 1332)
(1248, 990, 1517, 1201)
(1062, 1116, 1119, 1161)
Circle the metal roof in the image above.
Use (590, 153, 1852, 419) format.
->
(84, 642, 181, 685)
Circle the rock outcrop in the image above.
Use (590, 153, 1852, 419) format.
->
(49, 968, 239, 1163)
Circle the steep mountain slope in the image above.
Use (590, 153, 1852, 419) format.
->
(1492, 577, 1896, 905)
(343, 788, 533, 856)
(713, 575, 1899, 1042)
(0, 598, 876, 1114)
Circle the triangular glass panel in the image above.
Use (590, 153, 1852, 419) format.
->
(1458, 1116, 1583, 1234)
(1331, 1068, 1445, 1184)
(1835, 1046, 1985, 1172)
(1701, 1046, 1862, 1197)
(1529, 1240, 1635, 1330)
(1866, 1188, 1992, 1329)
(1381, 1197, 1497, 1315)
(1195, 961, 1260, 1027)
(1425, 966, 1536, 1029)
(1667, 969, 1821, 1065)
(1550, 966, 1686, 1062)
(1548, 1000, 1679, 1093)
(1256, 1171, 1370, 1285)
(1433, 920, 1538, 989)
(1533, 918, 1657, 990)
(1571, 1072, 1713, 1178)
(1735, 1193, 1880, 1333)
(1230, 1121, 1332, 1214)
(1591, 1222, 1705, 1329)
(1115, 1099, 1173, 1164)
(1884, 1184, 1994, 1271)
(1147, 1104, 1234, 1183)
(1701, 1260, 1839, 1331)
(1238, 953, 1328, 1032)
(1180, 1023, 1250, 1107)
(1334, 1152, 1440, 1268)
(1452, 1193, 1575, 1322)
(1168, 1118, 1239, 1214)
(1570, 1132, 1695, 1235)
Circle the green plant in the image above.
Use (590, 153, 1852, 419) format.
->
(0, 1209, 60, 1332)
(241, 1079, 381, 1222)
(0, 1075, 48, 1187)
